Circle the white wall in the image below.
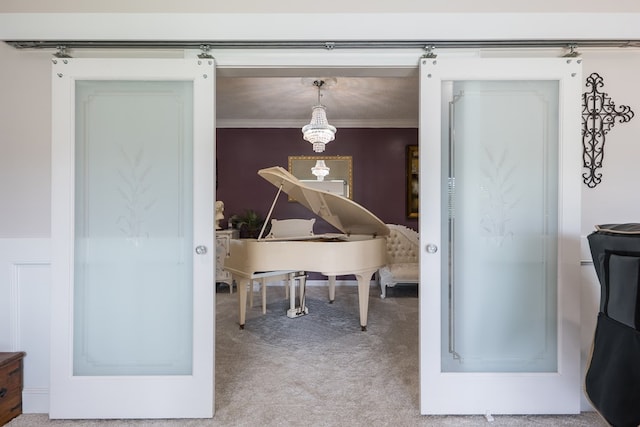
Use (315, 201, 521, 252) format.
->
(0, 42, 51, 237)
(0, 49, 53, 410)
(580, 51, 640, 232)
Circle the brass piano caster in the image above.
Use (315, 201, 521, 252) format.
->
(361, 325, 367, 331)
(239, 324, 245, 330)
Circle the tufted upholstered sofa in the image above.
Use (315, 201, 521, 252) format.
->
(377, 224, 419, 298)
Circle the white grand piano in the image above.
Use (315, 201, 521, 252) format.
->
(224, 166, 390, 331)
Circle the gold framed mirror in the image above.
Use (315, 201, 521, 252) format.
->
(288, 155, 353, 199)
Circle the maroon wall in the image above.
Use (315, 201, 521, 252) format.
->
(216, 128, 418, 234)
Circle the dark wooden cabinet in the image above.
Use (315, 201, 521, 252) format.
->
(0, 352, 26, 426)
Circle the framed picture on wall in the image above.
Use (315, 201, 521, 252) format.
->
(406, 145, 419, 218)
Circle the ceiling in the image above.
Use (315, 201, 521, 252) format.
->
(215, 75, 420, 129)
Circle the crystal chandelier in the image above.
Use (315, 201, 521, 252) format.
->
(311, 160, 330, 181)
(302, 80, 336, 153)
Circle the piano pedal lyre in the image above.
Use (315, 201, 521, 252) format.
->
(286, 306, 309, 318)
(286, 271, 308, 318)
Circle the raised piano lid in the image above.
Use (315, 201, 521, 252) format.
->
(258, 166, 390, 237)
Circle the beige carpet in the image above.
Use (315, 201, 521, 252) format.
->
(8, 283, 606, 426)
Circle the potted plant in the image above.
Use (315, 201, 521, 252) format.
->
(230, 209, 269, 238)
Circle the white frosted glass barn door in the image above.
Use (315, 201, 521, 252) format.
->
(419, 58, 582, 415)
(51, 58, 215, 419)
(444, 80, 559, 374)
(73, 80, 195, 376)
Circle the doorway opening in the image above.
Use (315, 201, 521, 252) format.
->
(213, 63, 423, 415)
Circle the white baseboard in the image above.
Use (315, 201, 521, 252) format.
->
(23, 388, 49, 413)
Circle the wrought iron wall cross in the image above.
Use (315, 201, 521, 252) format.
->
(582, 72, 634, 188)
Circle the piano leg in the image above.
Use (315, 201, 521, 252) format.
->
(328, 275, 336, 303)
(288, 273, 296, 313)
(355, 269, 377, 331)
(236, 276, 250, 329)
(261, 278, 267, 315)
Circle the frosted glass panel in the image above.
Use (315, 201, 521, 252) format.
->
(442, 81, 559, 373)
(73, 81, 194, 376)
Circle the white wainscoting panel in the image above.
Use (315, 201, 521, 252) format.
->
(0, 238, 51, 413)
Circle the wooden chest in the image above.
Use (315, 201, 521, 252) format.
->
(0, 352, 26, 426)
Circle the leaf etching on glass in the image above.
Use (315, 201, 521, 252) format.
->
(116, 145, 157, 245)
(479, 147, 518, 246)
